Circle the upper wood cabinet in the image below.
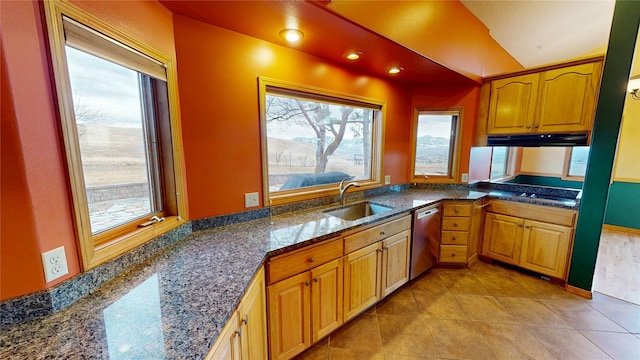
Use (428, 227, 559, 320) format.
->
(483, 58, 603, 137)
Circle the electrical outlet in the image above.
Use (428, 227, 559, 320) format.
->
(244, 192, 259, 208)
(42, 246, 69, 283)
(384, 175, 391, 185)
(461, 173, 469, 183)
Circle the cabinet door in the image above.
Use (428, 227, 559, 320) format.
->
(468, 200, 486, 266)
(311, 258, 343, 343)
(381, 230, 411, 297)
(487, 73, 539, 134)
(238, 268, 267, 360)
(206, 312, 240, 360)
(535, 62, 601, 133)
(343, 242, 382, 321)
(520, 220, 572, 279)
(267, 272, 311, 360)
(481, 213, 523, 264)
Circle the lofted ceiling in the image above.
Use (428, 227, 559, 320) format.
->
(161, 0, 617, 83)
(460, 0, 615, 69)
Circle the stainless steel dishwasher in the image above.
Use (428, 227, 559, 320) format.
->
(410, 204, 441, 280)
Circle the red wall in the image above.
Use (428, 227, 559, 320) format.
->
(0, 0, 177, 300)
(172, 15, 417, 219)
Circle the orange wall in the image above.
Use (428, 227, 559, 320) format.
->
(0, 0, 177, 300)
(172, 15, 418, 219)
(411, 84, 483, 179)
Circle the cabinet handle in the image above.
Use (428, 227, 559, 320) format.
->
(525, 225, 530, 229)
(313, 278, 318, 283)
(380, 231, 386, 236)
(305, 281, 310, 286)
(309, 257, 314, 263)
(377, 248, 384, 253)
(242, 315, 248, 325)
(451, 253, 456, 257)
(453, 223, 458, 227)
(534, 124, 539, 128)
(527, 126, 531, 129)
(452, 236, 457, 241)
(518, 224, 523, 227)
(454, 209, 459, 213)
(236, 327, 242, 337)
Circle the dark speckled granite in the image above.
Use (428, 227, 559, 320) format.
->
(0, 187, 499, 359)
(472, 182, 581, 209)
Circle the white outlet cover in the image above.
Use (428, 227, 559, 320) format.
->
(461, 173, 469, 183)
(42, 246, 69, 283)
(384, 175, 391, 185)
(245, 192, 259, 208)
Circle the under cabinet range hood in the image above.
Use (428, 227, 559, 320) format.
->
(487, 132, 589, 147)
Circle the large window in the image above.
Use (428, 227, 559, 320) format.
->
(260, 79, 383, 203)
(411, 109, 462, 182)
(564, 146, 590, 178)
(44, 2, 185, 269)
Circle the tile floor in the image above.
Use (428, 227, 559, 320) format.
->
(294, 262, 640, 360)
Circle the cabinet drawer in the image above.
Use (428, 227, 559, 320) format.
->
(441, 231, 468, 245)
(344, 215, 411, 253)
(439, 245, 467, 263)
(441, 217, 470, 231)
(268, 239, 343, 284)
(443, 203, 472, 217)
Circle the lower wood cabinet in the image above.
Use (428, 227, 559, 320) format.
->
(206, 266, 267, 360)
(440, 199, 486, 267)
(481, 200, 576, 280)
(267, 258, 343, 360)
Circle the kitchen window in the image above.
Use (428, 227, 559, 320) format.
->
(564, 146, 590, 179)
(490, 147, 511, 180)
(410, 109, 462, 182)
(259, 78, 383, 204)
(44, 2, 186, 269)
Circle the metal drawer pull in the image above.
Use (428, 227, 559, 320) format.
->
(243, 316, 248, 325)
(236, 328, 242, 337)
(380, 231, 386, 236)
(452, 237, 457, 241)
(309, 257, 314, 263)
(454, 209, 460, 213)
(313, 278, 318, 283)
(451, 253, 456, 257)
(453, 223, 458, 227)
(305, 281, 310, 286)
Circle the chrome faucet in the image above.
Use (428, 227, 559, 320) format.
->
(339, 177, 360, 205)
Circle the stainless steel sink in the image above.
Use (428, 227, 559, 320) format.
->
(324, 201, 393, 221)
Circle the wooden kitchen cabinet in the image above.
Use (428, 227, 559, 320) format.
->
(482, 213, 524, 265)
(266, 239, 344, 360)
(520, 220, 572, 279)
(440, 200, 486, 266)
(343, 242, 381, 321)
(485, 58, 603, 136)
(381, 230, 411, 297)
(481, 200, 577, 280)
(206, 266, 266, 360)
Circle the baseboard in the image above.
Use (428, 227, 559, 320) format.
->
(602, 224, 640, 235)
(564, 284, 592, 299)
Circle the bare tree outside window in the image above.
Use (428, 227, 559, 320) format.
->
(264, 92, 377, 192)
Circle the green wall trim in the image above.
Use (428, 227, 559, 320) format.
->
(567, 1, 640, 291)
(604, 182, 640, 229)
(507, 175, 583, 189)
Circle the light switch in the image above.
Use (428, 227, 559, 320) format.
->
(245, 192, 259, 208)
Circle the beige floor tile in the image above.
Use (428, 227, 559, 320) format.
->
(375, 288, 421, 317)
(328, 313, 382, 353)
(295, 345, 329, 360)
(527, 326, 614, 359)
(510, 274, 580, 299)
(328, 348, 385, 360)
(588, 300, 640, 333)
(474, 322, 556, 360)
(409, 271, 449, 293)
(580, 330, 640, 360)
(383, 354, 441, 360)
(540, 298, 627, 331)
(412, 290, 468, 320)
(497, 297, 573, 328)
(427, 319, 497, 359)
(472, 272, 534, 297)
(454, 294, 519, 324)
(377, 314, 440, 357)
(468, 261, 510, 276)
(437, 273, 489, 295)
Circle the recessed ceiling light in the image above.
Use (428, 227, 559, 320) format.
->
(388, 66, 403, 74)
(345, 52, 362, 60)
(279, 29, 304, 43)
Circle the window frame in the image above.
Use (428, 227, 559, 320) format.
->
(44, 1, 186, 270)
(489, 147, 517, 181)
(409, 108, 463, 183)
(563, 146, 589, 180)
(258, 77, 385, 205)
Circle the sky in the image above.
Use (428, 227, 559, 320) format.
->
(66, 46, 144, 128)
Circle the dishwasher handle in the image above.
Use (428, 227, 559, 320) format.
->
(416, 208, 439, 220)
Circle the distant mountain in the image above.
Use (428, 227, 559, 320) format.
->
(416, 135, 450, 146)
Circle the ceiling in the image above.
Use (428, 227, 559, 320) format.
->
(161, 0, 618, 83)
(460, 0, 616, 68)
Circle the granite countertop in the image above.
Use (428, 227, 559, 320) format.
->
(0, 188, 523, 359)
